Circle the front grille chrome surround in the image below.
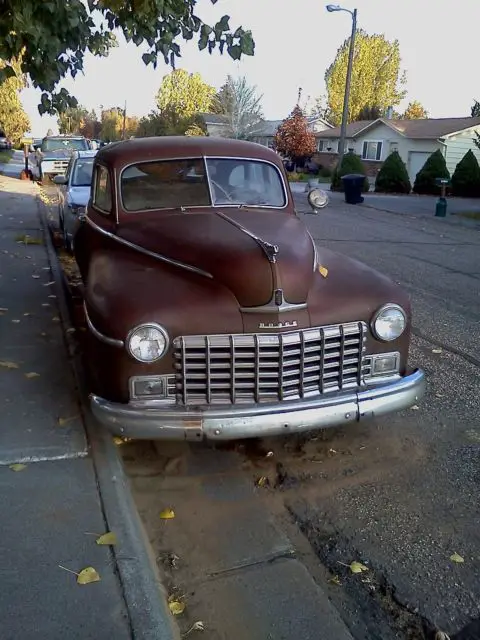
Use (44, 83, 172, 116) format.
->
(173, 322, 367, 406)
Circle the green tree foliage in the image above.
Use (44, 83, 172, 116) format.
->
(79, 111, 102, 139)
(413, 149, 450, 195)
(355, 105, 384, 121)
(0, 61, 30, 146)
(100, 107, 137, 141)
(57, 106, 89, 134)
(212, 75, 264, 139)
(400, 100, 428, 119)
(375, 151, 411, 193)
(325, 30, 406, 126)
(156, 69, 215, 120)
(136, 111, 206, 138)
(0, 1, 254, 115)
(273, 105, 316, 164)
(330, 152, 369, 192)
(451, 150, 480, 197)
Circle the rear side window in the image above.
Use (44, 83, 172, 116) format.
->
(94, 166, 112, 212)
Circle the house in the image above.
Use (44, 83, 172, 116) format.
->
(199, 113, 229, 137)
(314, 117, 480, 183)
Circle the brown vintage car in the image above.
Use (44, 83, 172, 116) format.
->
(74, 136, 425, 441)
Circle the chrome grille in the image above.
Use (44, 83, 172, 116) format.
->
(173, 322, 366, 406)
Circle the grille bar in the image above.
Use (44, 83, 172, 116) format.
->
(173, 322, 366, 406)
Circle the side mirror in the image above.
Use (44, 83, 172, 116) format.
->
(53, 175, 67, 185)
(307, 188, 329, 213)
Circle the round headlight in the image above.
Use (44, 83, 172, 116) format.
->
(307, 188, 329, 211)
(372, 304, 406, 341)
(127, 323, 169, 363)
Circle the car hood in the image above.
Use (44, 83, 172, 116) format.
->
(68, 186, 90, 206)
(41, 149, 75, 160)
(117, 209, 315, 307)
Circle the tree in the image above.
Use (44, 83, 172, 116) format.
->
(57, 106, 89, 134)
(355, 105, 384, 121)
(451, 150, 480, 197)
(325, 30, 406, 126)
(0, 1, 254, 116)
(375, 151, 411, 193)
(157, 69, 215, 119)
(0, 59, 30, 146)
(413, 149, 450, 195)
(212, 75, 264, 139)
(135, 110, 206, 138)
(400, 101, 428, 120)
(273, 105, 316, 165)
(79, 111, 102, 139)
(330, 152, 369, 192)
(471, 100, 480, 117)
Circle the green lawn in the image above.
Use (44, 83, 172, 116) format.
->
(0, 150, 13, 163)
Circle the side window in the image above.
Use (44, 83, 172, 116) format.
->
(94, 166, 112, 213)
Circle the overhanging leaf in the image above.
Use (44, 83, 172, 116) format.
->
(96, 532, 117, 546)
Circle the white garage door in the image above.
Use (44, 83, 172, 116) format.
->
(408, 151, 432, 184)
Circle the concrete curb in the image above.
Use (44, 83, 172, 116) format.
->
(37, 192, 179, 640)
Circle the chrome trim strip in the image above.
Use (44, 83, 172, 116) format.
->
(240, 290, 307, 314)
(85, 216, 213, 278)
(306, 230, 318, 272)
(89, 369, 426, 441)
(84, 302, 124, 348)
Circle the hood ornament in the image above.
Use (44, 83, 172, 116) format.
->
(214, 210, 279, 263)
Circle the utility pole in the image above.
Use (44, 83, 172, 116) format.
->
(122, 101, 127, 140)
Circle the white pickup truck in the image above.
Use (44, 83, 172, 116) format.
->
(32, 135, 91, 181)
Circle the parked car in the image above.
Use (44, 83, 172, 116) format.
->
(74, 136, 425, 441)
(32, 135, 90, 181)
(0, 132, 12, 151)
(53, 150, 97, 251)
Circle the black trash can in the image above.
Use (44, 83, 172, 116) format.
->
(342, 173, 366, 204)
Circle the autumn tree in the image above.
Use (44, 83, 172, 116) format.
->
(0, 1, 254, 116)
(325, 30, 406, 126)
(355, 105, 384, 121)
(212, 75, 264, 139)
(79, 111, 102, 139)
(0, 58, 30, 146)
(100, 107, 138, 141)
(57, 106, 89, 134)
(273, 105, 316, 165)
(400, 101, 428, 119)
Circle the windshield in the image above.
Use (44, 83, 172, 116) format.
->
(71, 158, 94, 187)
(41, 138, 89, 152)
(206, 158, 286, 207)
(120, 157, 286, 211)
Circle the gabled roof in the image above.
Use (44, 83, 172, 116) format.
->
(199, 113, 228, 125)
(316, 117, 480, 140)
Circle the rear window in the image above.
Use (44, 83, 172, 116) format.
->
(121, 159, 210, 211)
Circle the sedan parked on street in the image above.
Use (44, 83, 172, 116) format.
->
(53, 150, 97, 251)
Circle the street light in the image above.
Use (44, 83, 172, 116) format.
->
(326, 4, 357, 163)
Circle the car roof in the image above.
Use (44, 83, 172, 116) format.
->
(74, 150, 98, 159)
(96, 136, 282, 169)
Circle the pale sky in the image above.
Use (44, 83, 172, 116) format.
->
(21, 0, 480, 135)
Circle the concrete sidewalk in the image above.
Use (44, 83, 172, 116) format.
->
(0, 175, 176, 639)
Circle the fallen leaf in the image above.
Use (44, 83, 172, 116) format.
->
(23, 312, 32, 316)
(42, 303, 50, 307)
(96, 532, 117, 546)
(349, 561, 369, 574)
(168, 600, 185, 615)
(48, 295, 56, 299)
(9, 463, 27, 472)
(159, 508, 175, 520)
(435, 393, 444, 399)
(183, 621, 205, 637)
(435, 632, 451, 640)
(11, 319, 20, 324)
(25, 372, 40, 379)
(432, 348, 443, 354)
(66, 327, 75, 334)
(255, 476, 269, 488)
(52, 316, 60, 322)
(43, 281, 55, 287)
(410, 405, 420, 411)
(328, 575, 342, 586)
(265, 451, 274, 458)
(77, 566, 101, 585)
(57, 415, 79, 427)
(450, 552, 464, 564)
(318, 265, 329, 278)
(0, 307, 8, 312)
(32, 275, 40, 279)
(0, 360, 19, 369)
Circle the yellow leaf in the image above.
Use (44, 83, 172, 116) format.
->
(432, 348, 443, 354)
(57, 415, 79, 427)
(328, 575, 342, 585)
(318, 265, 329, 278)
(11, 319, 20, 324)
(77, 566, 101, 585)
(96, 532, 117, 546)
(159, 508, 175, 520)
(25, 372, 40, 379)
(449, 552, 464, 564)
(255, 476, 269, 487)
(350, 561, 369, 574)
(9, 463, 27, 472)
(0, 360, 19, 369)
(168, 600, 185, 615)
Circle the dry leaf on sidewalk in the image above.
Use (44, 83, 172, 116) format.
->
(0, 361, 19, 369)
(96, 532, 117, 546)
(77, 567, 101, 585)
(338, 560, 369, 574)
(25, 372, 40, 379)
(159, 508, 175, 520)
(328, 575, 342, 586)
(57, 415, 79, 427)
(168, 600, 186, 615)
(449, 552, 464, 563)
(183, 621, 205, 636)
(9, 463, 27, 472)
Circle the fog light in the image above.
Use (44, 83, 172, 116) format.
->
(371, 353, 400, 376)
(130, 375, 174, 399)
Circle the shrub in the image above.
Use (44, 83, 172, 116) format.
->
(330, 152, 369, 192)
(375, 151, 411, 194)
(451, 150, 480, 197)
(413, 149, 450, 195)
(319, 166, 332, 178)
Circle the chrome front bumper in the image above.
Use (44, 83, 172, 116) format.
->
(90, 369, 425, 441)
